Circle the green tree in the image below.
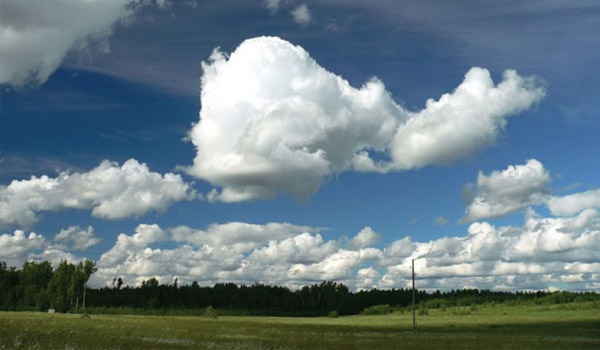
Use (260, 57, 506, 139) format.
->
(19, 261, 53, 310)
(46, 260, 97, 313)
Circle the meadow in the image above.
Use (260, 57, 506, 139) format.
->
(0, 302, 599, 350)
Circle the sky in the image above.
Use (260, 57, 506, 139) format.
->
(1, 0, 599, 291)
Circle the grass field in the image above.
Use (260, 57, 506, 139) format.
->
(1, 303, 599, 349)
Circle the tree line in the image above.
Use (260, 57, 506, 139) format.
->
(1, 260, 598, 315)
(0, 260, 96, 312)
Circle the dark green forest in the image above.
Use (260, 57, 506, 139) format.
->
(2, 260, 598, 316)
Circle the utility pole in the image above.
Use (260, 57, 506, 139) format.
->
(82, 285, 86, 309)
(412, 258, 417, 334)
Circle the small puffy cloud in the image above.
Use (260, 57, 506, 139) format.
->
(0, 158, 195, 228)
(461, 159, 551, 222)
(263, 0, 283, 13)
(97, 223, 167, 268)
(186, 36, 544, 202)
(0, 230, 46, 267)
(54, 225, 100, 251)
(291, 4, 312, 25)
(349, 226, 380, 248)
(548, 189, 600, 217)
(434, 216, 448, 225)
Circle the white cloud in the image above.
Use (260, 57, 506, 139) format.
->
(355, 267, 380, 290)
(248, 232, 337, 264)
(170, 222, 315, 253)
(54, 225, 100, 251)
(18, 210, 590, 292)
(0, 226, 91, 268)
(388, 69, 545, 170)
(0, 0, 141, 86)
(3, 213, 598, 291)
(0, 209, 600, 290)
(0, 230, 46, 267)
(291, 4, 313, 25)
(548, 189, 600, 216)
(434, 216, 448, 225)
(0, 159, 195, 228)
(97, 223, 167, 268)
(186, 36, 545, 202)
(461, 159, 551, 222)
(288, 248, 382, 282)
(263, 0, 283, 13)
(34, 247, 81, 268)
(380, 209, 600, 290)
(349, 226, 380, 248)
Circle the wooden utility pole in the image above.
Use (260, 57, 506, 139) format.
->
(412, 258, 417, 334)
(82, 286, 86, 309)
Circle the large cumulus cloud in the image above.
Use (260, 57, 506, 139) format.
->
(0, 159, 195, 228)
(186, 36, 545, 202)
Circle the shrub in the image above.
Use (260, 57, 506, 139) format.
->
(328, 310, 339, 318)
(362, 304, 392, 315)
(450, 308, 471, 316)
(204, 306, 218, 319)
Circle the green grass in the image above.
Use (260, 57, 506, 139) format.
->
(1, 303, 599, 349)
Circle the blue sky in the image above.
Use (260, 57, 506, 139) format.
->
(1, 0, 599, 291)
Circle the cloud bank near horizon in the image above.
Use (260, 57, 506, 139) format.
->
(2, 205, 598, 292)
(186, 36, 545, 202)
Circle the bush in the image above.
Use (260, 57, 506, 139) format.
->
(328, 310, 339, 318)
(450, 308, 471, 316)
(362, 304, 392, 315)
(418, 306, 429, 316)
(204, 306, 218, 319)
